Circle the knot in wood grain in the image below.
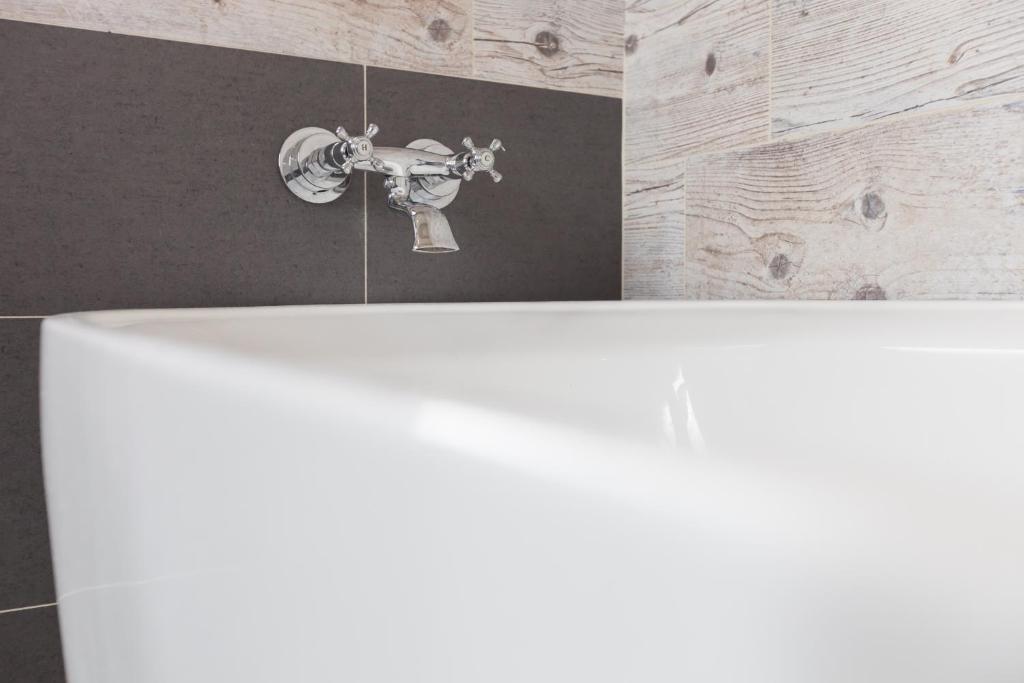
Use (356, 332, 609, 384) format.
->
(427, 18, 452, 43)
(754, 233, 805, 283)
(768, 253, 791, 279)
(854, 284, 887, 300)
(861, 191, 885, 219)
(534, 31, 560, 57)
(856, 191, 888, 231)
(625, 34, 638, 55)
(705, 52, 717, 76)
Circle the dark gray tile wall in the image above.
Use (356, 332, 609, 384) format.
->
(0, 607, 65, 682)
(0, 320, 64, 682)
(0, 19, 621, 681)
(366, 68, 622, 302)
(0, 20, 366, 314)
(0, 321, 52, 608)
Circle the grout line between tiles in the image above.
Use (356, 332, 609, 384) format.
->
(681, 156, 688, 300)
(620, 13, 626, 302)
(0, 602, 57, 616)
(684, 91, 1024, 162)
(0, 316, 46, 319)
(767, 0, 773, 139)
(354, 59, 619, 99)
(363, 63, 369, 305)
(0, 18, 622, 100)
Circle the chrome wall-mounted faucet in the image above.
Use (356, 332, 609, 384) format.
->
(278, 124, 505, 253)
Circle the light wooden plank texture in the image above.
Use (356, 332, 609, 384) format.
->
(623, 159, 687, 299)
(626, 0, 770, 158)
(685, 100, 1024, 299)
(773, 0, 1024, 137)
(623, 0, 770, 299)
(472, 0, 623, 98)
(0, 0, 472, 77)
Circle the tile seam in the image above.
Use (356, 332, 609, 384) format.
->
(620, 6, 627, 301)
(0, 602, 57, 616)
(363, 63, 369, 305)
(3, 17, 619, 99)
(683, 91, 1024, 162)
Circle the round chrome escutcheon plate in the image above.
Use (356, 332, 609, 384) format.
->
(278, 127, 348, 204)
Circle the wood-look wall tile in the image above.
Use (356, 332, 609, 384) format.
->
(625, 0, 769, 159)
(685, 101, 1024, 299)
(0, 0, 473, 77)
(622, 160, 686, 299)
(473, 0, 623, 97)
(772, 0, 1024, 137)
(622, 0, 769, 299)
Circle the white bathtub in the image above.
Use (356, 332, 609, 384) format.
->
(41, 302, 1024, 682)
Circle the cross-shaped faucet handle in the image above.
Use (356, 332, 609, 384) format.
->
(336, 123, 379, 142)
(459, 137, 505, 182)
(334, 124, 380, 173)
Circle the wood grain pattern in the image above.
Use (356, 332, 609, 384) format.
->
(685, 100, 1024, 299)
(773, 0, 1024, 137)
(623, 0, 770, 298)
(0, 0, 473, 77)
(472, 0, 623, 98)
(623, 160, 687, 299)
(625, 0, 769, 158)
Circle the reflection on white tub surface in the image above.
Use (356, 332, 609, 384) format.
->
(41, 302, 1024, 683)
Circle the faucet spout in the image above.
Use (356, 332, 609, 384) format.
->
(387, 194, 459, 254)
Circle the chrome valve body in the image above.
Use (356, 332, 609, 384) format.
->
(279, 123, 505, 253)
